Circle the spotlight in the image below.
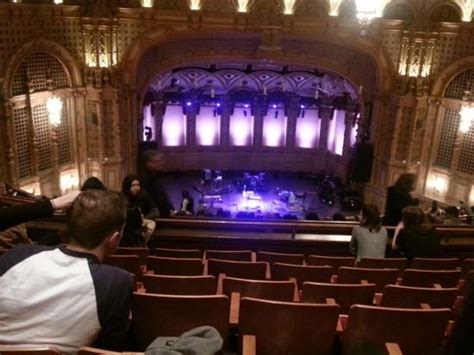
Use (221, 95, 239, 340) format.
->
(186, 102, 192, 106)
(272, 104, 277, 109)
(216, 102, 221, 107)
(244, 104, 249, 108)
(300, 105, 305, 109)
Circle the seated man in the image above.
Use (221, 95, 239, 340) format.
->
(0, 190, 133, 352)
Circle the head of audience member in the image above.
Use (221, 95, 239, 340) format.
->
(445, 206, 459, 219)
(67, 190, 126, 260)
(141, 149, 162, 174)
(429, 200, 439, 214)
(360, 205, 381, 232)
(182, 190, 190, 199)
(394, 173, 416, 192)
(402, 206, 428, 229)
(332, 212, 346, 221)
(305, 211, 320, 221)
(121, 174, 142, 200)
(80, 177, 107, 191)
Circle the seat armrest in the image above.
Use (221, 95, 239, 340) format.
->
(326, 298, 337, 305)
(139, 264, 147, 274)
(230, 292, 240, 326)
(337, 314, 349, 333)
(445, 320, 455, 337)
(385, 342, 403, 355)
(454, 295, 464, 315)
(420, 303, 431, 309)
(373, 292, 383, 306)
(331, 274, 338, 283)
(217, 273, 226, 295)
(396, 277, 402, 285)
(433, 283, 442, 289)
(242, 334, 256, 355)
(360, 279, 369, 285)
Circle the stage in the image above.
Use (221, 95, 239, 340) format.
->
(159, 171, 360, 220)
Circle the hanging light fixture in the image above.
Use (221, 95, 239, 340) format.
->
(189, 0, 203, 10)
(46, 95, 63, 126)
(232, 0, 253, 13)
(283, 0, 296, 15)
(355, 0, 379, 35)
(141, 0, 154, 7)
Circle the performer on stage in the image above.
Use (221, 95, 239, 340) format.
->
(178, 190, 194, 216)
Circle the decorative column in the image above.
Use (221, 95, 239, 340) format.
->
(253, 97, 264, 148)
(220, 96, 231, 149)
(285, 95, 300, 150)
(186, 102, 197, 148)
(153, 100, 165, 149)
(343, 111, 357, 157)
(318, 106, 333, 152)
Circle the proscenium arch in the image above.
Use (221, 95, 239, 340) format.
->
(431, 55, 474, 97)
(3, 39, 83, 96)
(121, 28, 395, 97)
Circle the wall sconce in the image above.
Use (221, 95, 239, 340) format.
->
(355, 0, 379, 35)
(233, 0, 253, 13)
(46, 95, 63, 126)
(283, 0, 296, 15)
(53, 0, 63, 3)
(189, 0, 203, 10)
(459, 90, 474, 133)
(141, 0, 154, 7)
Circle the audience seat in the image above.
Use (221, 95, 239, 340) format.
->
(358, 257, 407, 270)
(153, 247, 202, 259)
(342, 305, 451, 355)
(401, 269, 462, 288)
(256, 251, 305, 265)
(222, 276, 296, 302)
(114, 247, 150, 264)
(409, 258, 460, 270)
(132, 293, 229, 351)
(271, 263, 334, 288)
(301, 282, 376, 314)
(143, 274, 217, 295)
(146, 256, 204, 276)
(380, 284, 458, 309)
(240, 297, 340, 355)
(104, 255, 143, 281)
(462, 258, 474, 275)
(207, 259, 267, 280)
(307, 255, 355, 269)
(0, 346, 62, 354)
(205, 249, 252, 261)
(337, 267, 399, 292)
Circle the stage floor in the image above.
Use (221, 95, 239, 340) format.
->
(158, 171, 358, 220)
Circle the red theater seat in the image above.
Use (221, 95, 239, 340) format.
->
(146, 256, 204, 276)
(143, 274, 216, 295)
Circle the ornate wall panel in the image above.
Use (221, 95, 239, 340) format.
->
(434, 107, 459, 169)
(32, 104, 52, 172)
(86, 101, 101, 159)
(395, 107, 414, 162)
(410, 106, 427, 164)
(458, 128, 474, 174)
(431, 37, 474, 79)
(102, 100, 116, 159)
(12, 107, 32, 179)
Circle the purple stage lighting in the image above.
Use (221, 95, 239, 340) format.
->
(300, 105, 305, 109)
(186, 101, 192, 106)
(216, 103, 221, 107)
(272, 104, 277, 109)
(244, 104, 249, 108)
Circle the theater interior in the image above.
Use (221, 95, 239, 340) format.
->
(0, 0, 474, 353)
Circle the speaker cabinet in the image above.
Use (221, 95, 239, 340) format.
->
(351, 143, 374, 182)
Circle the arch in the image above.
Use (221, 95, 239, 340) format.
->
(121, 28, 394, 98)
(3, 39, 83, 97)
(428, 2, 463, 22)
(382, 1, 416, 22)
(431, 55, 474, 97)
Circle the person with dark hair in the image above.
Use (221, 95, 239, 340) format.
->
(392, 206, 441, 259)
(177, 190, 194, 215)
(139, 150, 175, 218)
(349, 205, 387, 262)
(444, 205, 463, 225)
(80, 177, 107, 191)
(121, 174, 159, 220)
(0, 190, 132, 352)
(383, 173, 418, 226)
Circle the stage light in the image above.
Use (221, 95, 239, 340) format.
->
(300, 105, 305, 109)
(46, 95, 63, 126)
(186, 102, 192, 106)
(216, 102, 221, 107)
(272, 104, 277, 109)
(244, 104, 249, 108)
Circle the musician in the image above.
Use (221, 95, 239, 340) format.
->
(178, 190, 194, 216)
(0, 191, 80, 232)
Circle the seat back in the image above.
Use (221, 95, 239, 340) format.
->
(222, 276, 295, 302)
(271, 263, 334, 288)
(0, 346, 62, 354)
(337, 267, 399, 292)
(307, 255, 355, 268)
(358, 258, 407, 269)
(207, 259, 267, 280)
(381, 284, 458, 309)
(462, 258, 474, 275)
(302, 282, 376, 314)
(154, 247, 202, 259)
(205, 249, 252, 261)
(114, 247, 150, 264)
(132, 293, 229, 351)
(401, 269, 461, 288)
(143, 274, 216, 295)
(256, 251, 305, 265)
(104, 255, 142, 280)
(146, 256, 204, 276)
(239, 297, 340, 355)
(343, 305, 451, 355)
(410, 258, 460, 270)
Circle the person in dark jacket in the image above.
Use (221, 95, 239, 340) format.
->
(139, 150, 175, 218)
(383, 173, 418, 226)
(121, 174, 159, 220)
(392, 206, 441, 259)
